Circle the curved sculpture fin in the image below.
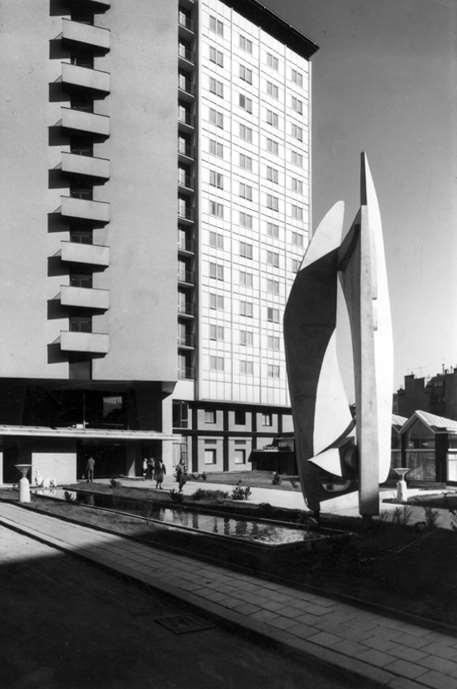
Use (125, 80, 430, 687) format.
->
(308, 447, 342, 477)
(299, 201, 345, 270)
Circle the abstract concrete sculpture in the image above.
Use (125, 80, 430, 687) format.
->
(284, 153, 393, 517)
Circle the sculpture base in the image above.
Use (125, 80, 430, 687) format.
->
(397, 479, 408, 502)
(19, 476, 31, 503)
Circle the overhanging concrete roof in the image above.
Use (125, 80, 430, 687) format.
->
(0, 425, 178, 441)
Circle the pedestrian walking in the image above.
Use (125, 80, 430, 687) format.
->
(153, 458, 166, 489)
(146, 457, 153, 481)
(86, 456, 95, 483)
(175, 460, 187, 493)
(142, 457, 148, 480)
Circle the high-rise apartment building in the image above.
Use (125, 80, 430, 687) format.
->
(0, 0, 317, 482)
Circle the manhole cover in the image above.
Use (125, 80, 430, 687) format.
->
(154, 614, 215, 634)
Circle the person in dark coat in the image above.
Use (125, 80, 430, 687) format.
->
(154, 458, 166, 489)
(86, 456, 95, 483)
(175, 460, 187, 493)
(146, 458, 154, 481)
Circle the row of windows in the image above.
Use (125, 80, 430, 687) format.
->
(207, 231, 303, 259)
(208, 137, 306, 168)
(202, 409, 274, 426)
(209, 89, 305, 129)
(208, 161, 305, 195)
(208, 325, 281, 350)
(208, 264, 283, 292)
(205, 253, 302, 282)
(208, 198, 306, 221)
(209, 296, 281, 322)
(209, 226, 304, 248)
(208, 355, 281, 377)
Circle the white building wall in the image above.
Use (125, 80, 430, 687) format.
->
(198, 0, 311, 407)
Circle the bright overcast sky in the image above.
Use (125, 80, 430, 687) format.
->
(265, 0, 457, 392)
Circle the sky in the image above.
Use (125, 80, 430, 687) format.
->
(264, 0, 457, 393)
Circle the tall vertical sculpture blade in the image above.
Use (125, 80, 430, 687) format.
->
(284, 202, 350, 512)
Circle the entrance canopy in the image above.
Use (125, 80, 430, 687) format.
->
(0, 424, 177, 442)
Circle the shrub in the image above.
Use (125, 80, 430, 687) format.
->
(392, 505, 412, 526)
(191, 488, 228, 501)
(231, 486, 252, 501)
(424, 506, 440, 529)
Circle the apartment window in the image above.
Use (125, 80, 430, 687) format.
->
(209, 45, 224, 67)
(204, 447, 217, 465)
(178, 166, 189, 187)
(240, 301, 253, 318)
(209, 139, 224, 158)
(239, 183, 253, 202)
(266, 166, 279, 184)
(178, 73, 189, 92)
(178, 42, 191, 60)
(209, 200, 224, 218)
(69, 315, 91, 332)
(239, 124, 253, 143)
(209, 231, 224, 249)
(240, 330, 253, 347)
(179, 10, 191, 28)
(209, 293, 224, 310)
(266, 109, 278, 128)
(210, 355, 225, 371)
(178, 104, 190, 124)
(266, 222, 279, 239)
(240, 360, 254, 376)
(209, 324, 224, 341)
(209, 76, 224, 98)
(266, 52, 279, 70)
(239, 241, 253, 260)
(204, 409, 217, 423)
(178, 197, 189, 219)
(267, 307, 280, 323)
(291, 68, 304, 87)
(234, 410, 246, 425)
(240, 212, 253, 229)
(178, 136, 189, 155)
(291, 177, 304, 194)
(209, 108, 224, 129)
(209, 170, 224, 189)
(291, 231, 304, 247)
(239, 64, 253, 84)
(267, 250, 280, 268)
(267, 335, 280, 351)
(262, 412, 273, 426)
(266, 138, 279, 155)
(266, 194, 279, 212)
(239, 271, 253, 288)
(239, 35, 253, 53)
(239, 93, 253, 113)
(209, 262, 224, 280)
(173, 400, 189, 428)
(267, 365, 280, 379)
(291, 95, 303, 114)
(266, 81, 279, 99)
(209, 15, 224, 36)
(291, 124, 303, 141)
(239, 153, 253, 171)
(291, 258, 301, 272)
(267, 279, 279, 295)
(291, 150, 303, 168)
(291, 204, 304, 221)
(234, 448, 246, 464)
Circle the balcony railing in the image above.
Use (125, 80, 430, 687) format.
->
(61, 241, 110, 267)
(60, 195, 110, 223)
(60, 152, 110, 180)
(60, 107, 110, 137)
(60, 62, 110, 97)
(60, 330, 109, 354)
(60, 285, 110, 310)
(60, 18, 110, 52)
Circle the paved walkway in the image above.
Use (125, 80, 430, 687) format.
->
(1, 502, 456, 689)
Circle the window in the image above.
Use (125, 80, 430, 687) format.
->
(179, 10, 191, 28)
(266, 81, 279, 99)
(234, 448, 246, 464)
(267, 279, 279, 295)
(239, 212, 253, 229)
(178, 166, 189, 187)
(262, 412, 273, 426)
(266, 52, 279, 70)
(178, 104, 190, 124)
(266, 222, 279, 239)
(240, 301, 253, 318)
(239, 124, 253, 143)
(178, 197, 188, 218)
(204, 409, 217, 423)
(267, 335, 280, 351)
(204, 448, 217, 465)
(291, 204, 304, 221)
(291, 68, 303, 87)
(209, 262, 224, 280)
(239, 93, 253, 113)
(209, 200, 224, 218)
(178, 42, 190, 60)
(291, 95, 303, 114)
(266, 194, 279, 211)
(209, 46, 224, 67)
(239, 35, 253, 53)
(209, 77, 224, 98)
(291, 258, 301, 273)
(267, 307, 280, 323)
(291, 124, 303, 141)
(234, 410, 246, 425)
(239, 241, 253, 260)
(291, 150, 303, 168)
(239, 64, 253, 84)
(266, 138, 279, 155)
(178, 136, 189, 155)
(267, 250, 279, 268)
(173, 400, 188, 428)
(239, 183, 253, 201)
(209, 170, 224, 189)
(209, 231, 224, 249)
(291, 177, 303, 194)
(266, 109, 278, 128)
(209, 293, 224, 310)
(266, 166, 278, 184)
(209, 324, 224, 341)
(178, 73, 189, 91)
(267, 365, 280, 378)
(239, 153, 252, 171)
(209, 108, 224, 129)
(240, 330, 253, 346)
(209, 15, 223, 36)
(240, 360, 254, 376)
(291, 231, 304, 247)
(239, 271, 253, 288)
(210, 355, 225, 371)
(209, 139, 224, 158)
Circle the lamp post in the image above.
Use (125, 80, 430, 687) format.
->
(15, 464, 32, 503)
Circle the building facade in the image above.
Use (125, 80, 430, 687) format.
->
(174, 0, 318, 472)
(396, 369, 457, 422)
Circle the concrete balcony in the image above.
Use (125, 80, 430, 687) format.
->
(69, 0, 111, 10)
(60, 152, 110, 180)
(61, 107, 110, 138)
(60, 18, 110, 52)
(60, 62, 110, 97)
(60, 330, 109, 354)
(60, 285, 110, 310)
(60, 196, 110, 223)
(61, 241, 110, 267)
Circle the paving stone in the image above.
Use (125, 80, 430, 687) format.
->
(307, 631, 342, 647)
(331, 639, 368, 657)
(269, 616, 301, 631)
(388, 645, 428, 663)
(417, 655, 457, 677)
(356, 648, 396, 668)
(284, 622, 321, 639)
(362, 635, 398, 652)
(418, 670, 457, 689)
(387, 677, 425, 689)
(388, 631, 432, 650)
(422, 643, 457, 661)
(388, 658, 427, 680)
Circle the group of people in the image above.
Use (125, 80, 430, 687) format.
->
(143, 457, 166, 488)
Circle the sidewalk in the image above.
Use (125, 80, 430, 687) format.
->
(0, 502, 456, 688)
